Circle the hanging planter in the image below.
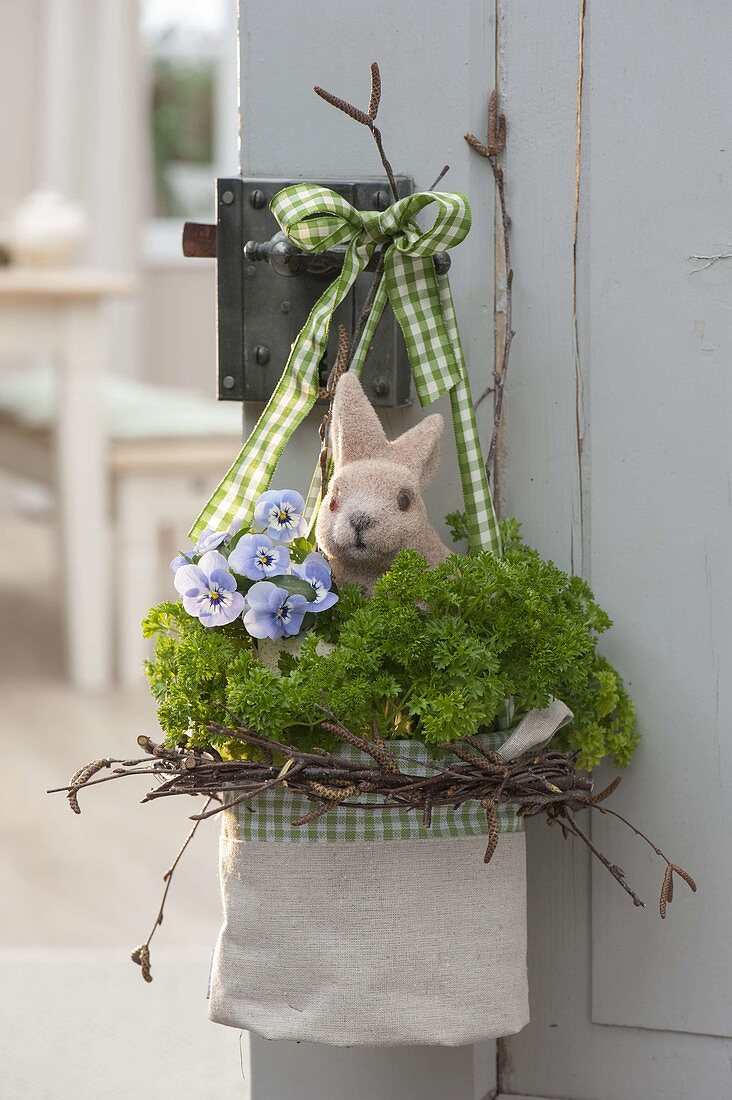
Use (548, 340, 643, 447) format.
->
(52, 63, 695, 1048)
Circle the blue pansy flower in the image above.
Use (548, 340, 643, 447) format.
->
(242, 581, 308, 639)
(193, 526, 230, 555)
(253, 489, 306, 543)
(228, 533, 290, 581)
(174, 550, 244, 628)
(170, 552, 193, 573)
(291, 552, 338, 612)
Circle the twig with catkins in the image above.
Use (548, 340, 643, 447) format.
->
(52, 718, 696, 945)
(314, 64, 451, 378)
(315, 62, 399, 202)
(465, 90, 514, 484)
(318, 323, 350, 499)
(593, 804, 698, 918)
(314, 63, 396, 373)
(130, 796, 214, 983)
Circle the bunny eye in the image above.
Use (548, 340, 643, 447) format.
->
(397, 490, 412, 512)
(328, 493, 339, 512)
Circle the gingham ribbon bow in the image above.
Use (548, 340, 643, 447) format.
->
(190, 184, 501, 556)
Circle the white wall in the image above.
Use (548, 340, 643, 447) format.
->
(0, 0, 42, 216)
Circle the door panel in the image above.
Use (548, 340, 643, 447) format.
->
(500, 0, 732, 1095)
(586, 0, 732, 1040)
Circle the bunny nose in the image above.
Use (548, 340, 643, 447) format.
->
(349, 511, 373, 534)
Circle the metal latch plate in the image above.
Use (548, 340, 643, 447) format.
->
(215, 176, 413, 405)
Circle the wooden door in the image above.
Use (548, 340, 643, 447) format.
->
(499, 3, 732, 1098)
(238, 2, 732, 1097)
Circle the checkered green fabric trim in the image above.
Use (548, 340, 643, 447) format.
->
(190, 184, 501, 557)
(231, 734, 522, 844)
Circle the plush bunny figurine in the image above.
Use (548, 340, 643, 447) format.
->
(316, 372, 452, 593)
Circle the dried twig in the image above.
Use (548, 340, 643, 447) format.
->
(314, 63, 401, 378)
(315, 62, 399, 201)
(465, 90, 513, 484)
(593, 804, 697, 919)
(428, 164, 450, 190)
(130, 797, 213, 983)
(54, 714, 694, 925)
(561, 808, 645, 908)
(318, 323, 349, 501)
(482, 799, 499, 864)
(367, 60, 381, 120)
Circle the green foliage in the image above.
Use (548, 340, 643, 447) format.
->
(144, 524, 640, 770)
(445, 509, 471, 545)
(150, 56, 215, 218)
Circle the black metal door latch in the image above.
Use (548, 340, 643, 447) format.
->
(182, 177, 447, 407)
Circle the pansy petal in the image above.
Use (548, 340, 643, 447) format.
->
(227, 534, 253, 569)
(195, 527, 228, 554)
(299, 552, 332, 589)
(283, 606, 307, 636)
(245, 581, 282, 611)
(209, 567, 238, 593)
(278, 489, 306, 513)
(197, 550, 229, 577)
(243, 607, 278, 639)
(308, 590, 338, 613)
(272, 545, 291, 571)
(174, 563, 207, 596)
(253, 490, 281, 527)
(182, 592, 205, 617)
(200, 591, 244, 626)
(229, 536, 268, 580)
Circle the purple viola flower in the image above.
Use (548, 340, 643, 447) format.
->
(242, 581, 308, 640)
(193, 526, 230, 555)
(228, 533, 291, 581)
(291, 552, 338, 612)
(174, 550, 244, 628)
(253, 489, 306, 543)
(170, 552, 192, 573)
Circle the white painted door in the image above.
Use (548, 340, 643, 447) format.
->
(238, 3, 732, 1098)
(498, 2, 732, 1098)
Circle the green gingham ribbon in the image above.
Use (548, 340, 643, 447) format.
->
(190, 184, 501, 556)
(230, 734, 522, 844)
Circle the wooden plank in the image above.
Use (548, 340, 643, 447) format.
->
(500, 0, 732, 1095)
(492, 0, 583, 568)
(586, 0, 732, 1038)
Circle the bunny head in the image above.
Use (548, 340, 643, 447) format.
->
(316, 372, 451, 593)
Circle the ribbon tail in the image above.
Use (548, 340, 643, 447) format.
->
(190, 238, 372, 539)
(438, 277, 502, 557)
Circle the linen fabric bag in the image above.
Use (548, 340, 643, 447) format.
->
(208, 700, 572, 1046)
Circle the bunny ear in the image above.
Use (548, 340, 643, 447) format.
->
(331, 372, 388, 466)
(389, 414, 444, 488)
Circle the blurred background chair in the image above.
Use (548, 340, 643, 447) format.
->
(0, 355, 241, 687)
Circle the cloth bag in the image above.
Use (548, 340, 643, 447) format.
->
(208, 699, 572, 1046)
